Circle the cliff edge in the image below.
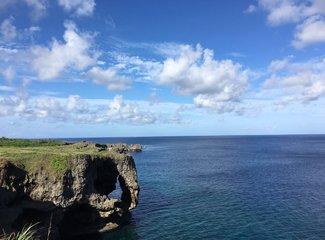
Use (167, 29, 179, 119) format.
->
(0, 139, 140, 239)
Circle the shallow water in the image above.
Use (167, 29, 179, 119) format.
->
(71, 135, 325, 240)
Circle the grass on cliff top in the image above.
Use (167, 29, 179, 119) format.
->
(0, 138, 125, 176)
(0, 137, 64, 147)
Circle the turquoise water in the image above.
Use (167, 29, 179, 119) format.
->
(73, 135, 325, 240)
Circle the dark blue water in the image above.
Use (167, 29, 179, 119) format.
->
(71, 135, 325, 240)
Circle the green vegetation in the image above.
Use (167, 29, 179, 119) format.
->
(0, 139, 125, 177)
(0, 137, 64, 147)
(50, 156, 69, 174)
(0, 224, 39, 240)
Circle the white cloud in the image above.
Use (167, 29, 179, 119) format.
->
(303, 0, 325, 16)
(259, 0, 305, 26)
(31, 95, 90, 120)
(24, 0, 47, 20)
(88, 66, 131, 91)
(263, 57, 325, 104)
(114, 54, 162, 82)
(97, 95, 157, 125)
(159, 44, 249, 96)
(58, 0, 95, 16)
(31, 21, 96, 80)
(110, 43, 251, 114)
(0, 94, 165, 125)
(0, 47, 32, 85)
(194, 95, 245, 114)
(0, 19, 40, 46)
(0, 17, 17, 41)
(249, 0, 325, 48)
(158, 44, 250, 113)
(245, 4, 257, 14)
(0, 47, 18, 54)
(268, 57, 291, 72)
(293, 16, 325, 48)
(0, 1, 46, 20)
(0, 95, 26, 117)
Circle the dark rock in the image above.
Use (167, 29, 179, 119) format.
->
(95, 143, 107, 151)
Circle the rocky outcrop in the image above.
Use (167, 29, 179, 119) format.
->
(129, 144, 142, 152)
(0, 143, 140, 240)
(107, 143, 143, 154)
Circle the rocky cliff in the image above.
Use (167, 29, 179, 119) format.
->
(0, 140, 140, 239)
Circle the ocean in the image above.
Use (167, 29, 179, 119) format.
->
(70, 135, 325, 240)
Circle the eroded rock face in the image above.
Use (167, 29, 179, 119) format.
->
(0, 146, 140, 239)
(107, 143, 143, 154)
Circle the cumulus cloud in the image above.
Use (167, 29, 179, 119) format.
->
(96, 95, 157, 124)
(58, 0, 95, 16)
(263, 57, 325, 104)
(0, 95, 26, 117)
(293, 16, 325, 48)
(110, 43, 251, 114)
(194, 95, 245, 114)
(0, 17, 17, 42)
(24, 0, 47, 20)
(248, 0, 325, 48)
(252, 0, 325, 26)
(258, 0, 306, 26)
(30, 95, 94, 121)
(31, 21, 96, 80)
(88, 67, 131, 91)
(0, 94, 89, 121)
(158, 44, 250, 113)
(159, 44, 248, 95)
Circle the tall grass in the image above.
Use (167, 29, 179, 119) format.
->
(1, 224, 39, 240)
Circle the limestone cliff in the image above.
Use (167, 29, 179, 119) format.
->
(0, 140, 140, 240)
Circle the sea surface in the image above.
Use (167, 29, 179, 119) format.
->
(68, 135, 325, 240)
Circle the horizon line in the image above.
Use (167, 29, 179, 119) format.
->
(4, 133, 324, 140)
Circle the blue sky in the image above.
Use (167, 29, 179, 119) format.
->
(0, 0, 324, 138)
